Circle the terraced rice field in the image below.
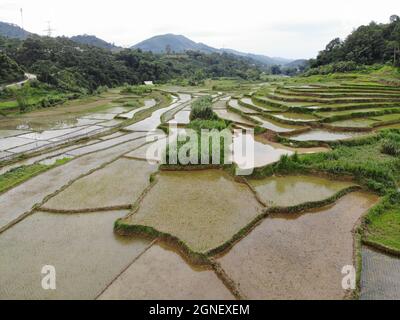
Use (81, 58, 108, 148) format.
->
(217, 192, 378, 299)
(0, 93, 165, 162)
(250, 115, 303, 132)
(122, 170, 264, 253)
(41, 158, 157, 212)
(0, 81, 399, 300)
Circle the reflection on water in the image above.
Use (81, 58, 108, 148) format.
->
(290, 130, 362, 141)
(251, 115, 301, 132)
(232, 131, 293, 170)
(249, 175, 356, 207)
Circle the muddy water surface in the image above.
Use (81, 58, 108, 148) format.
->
(250, 115, 302, 132)
(214, 109, 256, 126)
(98, 244, 234, 300)
(124, 170, 263, 253)
(0, 210, 150, 299)
(125, 94, 190, 131)
(272, 112, 318, 122)
(249, 175, 356, 207)
(290, 130, 362, 141)
(232, 132, 293, 170)
(217, 192, 379, 299)
(42, 158, 157, 211)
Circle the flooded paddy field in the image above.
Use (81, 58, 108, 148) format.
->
(250, 115, 303, 132)
(0, 92, 165, 161)
(240, 97, 278, 111)
(42, 159, 157, 212)
(217, 192, 379, 299)
(0, 134, 152, 231)
(123, 170, 264, 253)
(361, 247, 400, 300)
(289, 130, 363, 141)
(271, 112, 319, 122)
(0, 210, 151, 299)
(98, 244, 234, 300)
(329, 118, 378, 128)
(124, 94, 190, 132)
(232, 132, 294, 170)
(214, 109, 256, 126)
(168, 109, 191, 125)
(228, 99, 260, 114)
(248, 175, 356, 207)
(117, 99, 157, 119)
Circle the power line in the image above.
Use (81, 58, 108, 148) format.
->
(20, 8, 24, 30)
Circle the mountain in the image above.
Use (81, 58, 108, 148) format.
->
(70, 34, 121, 51)
(132, 34, 295, 66)
(132, 34, 218, 54)
(0, 21, 31, 40)
(220, 48, 292, 66)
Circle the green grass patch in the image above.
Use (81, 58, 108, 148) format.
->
(190, 96, 216, 121)
(364, 191, 400, 251)
(0, 157, 70, 194)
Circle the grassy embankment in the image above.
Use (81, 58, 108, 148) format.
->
(0, 158, 70, 194)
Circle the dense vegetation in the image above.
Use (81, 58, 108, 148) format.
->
(308, 15, 400, 74)
(189, 96, 215, 121)
(0, 158, 70, 194)
(0, 52, 25, 85)
(0, 35, 263, 93)
(70, 34, 119, 51)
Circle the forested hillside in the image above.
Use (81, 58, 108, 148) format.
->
(70, 35, 120, 51)
(307, 15, 400, 74)
(0, 52, 25, 85)
(0, 35, 262, 92)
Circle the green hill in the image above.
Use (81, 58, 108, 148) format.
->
(0, 21, 31, 40)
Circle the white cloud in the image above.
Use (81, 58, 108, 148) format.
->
(0, 0, 397, 58)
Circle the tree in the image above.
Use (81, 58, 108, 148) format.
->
(15, 83, 30, 112)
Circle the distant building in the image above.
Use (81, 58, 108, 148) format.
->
(144, 81, 154, 86)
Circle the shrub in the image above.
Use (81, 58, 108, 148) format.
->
(189, 96, 215, 121)
(15, 84, 29, 112)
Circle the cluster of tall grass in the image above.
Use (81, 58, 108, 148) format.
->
(163, 96, 233, 166)
(187, 119, 230, 132)
(381, 132, 400, 156)
(189, 96, 215, 121)
(164, 131, 231, 166)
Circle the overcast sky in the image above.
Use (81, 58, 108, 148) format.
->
(0, 0, 398, 59)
